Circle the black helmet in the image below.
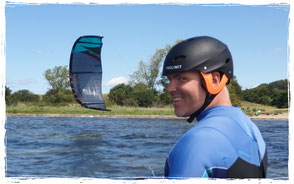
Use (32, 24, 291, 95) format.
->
(162, 36, 233, 80)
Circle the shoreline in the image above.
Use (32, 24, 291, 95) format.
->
(249, 112, 288, 121)
(6, 113, 180, 119)
(6, 112, 289, 121)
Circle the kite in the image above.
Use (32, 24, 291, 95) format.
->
(69, 35, 109, 111)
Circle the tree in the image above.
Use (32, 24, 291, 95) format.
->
(268, 79, 288, 91)
(159, 92, 172, 106)
(129, 60, 148, 86)
(129, 40, 182, 91)
(108, 83, 157, 107)
(43, 89, 74, 104)
(268, 79, 288, 108)
(158, 76, 172, 105)
(227, 76, 242, 106)
(129, 49, 166, 90)
(242, 79, 288, 108)
(5, 86, 13, 105)
(132, 82, 155, 107)
(108, 84, 134, 106)
(272, 89, 288, 108)
(11, 89, 40, 103)
(44, 66, 70, 91)
(147, 49, 167, 90)
(43, 66, 74, 104)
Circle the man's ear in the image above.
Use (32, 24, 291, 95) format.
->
(201, 72, 228, 95)
(211, 72, 221, 87)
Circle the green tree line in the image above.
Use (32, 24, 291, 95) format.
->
(108, 40, 288, 109)
(242, 79, 288, 108)
(6, 75, 288, 109)
(5, 40, 288, 109)
(6, 66, 76, 106)
(108, 76, 288, 109)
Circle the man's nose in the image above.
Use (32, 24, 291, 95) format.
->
(167, 80, 176, 94)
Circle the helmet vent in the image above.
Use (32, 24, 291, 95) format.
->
(173, 55, 186, 62)
(226, 58, 230, 63)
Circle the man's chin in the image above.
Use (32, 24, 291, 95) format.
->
(174, 111, 190, 117)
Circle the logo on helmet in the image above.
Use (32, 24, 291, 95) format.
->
(166, 65, 182, 70)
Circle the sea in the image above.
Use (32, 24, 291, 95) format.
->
(5, 116, 288, 179)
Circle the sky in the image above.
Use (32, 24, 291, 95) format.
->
(1, 1, 294, 183)
(4, 2, 290, 94)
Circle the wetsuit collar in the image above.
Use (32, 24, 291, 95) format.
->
(196, 105, 236, 122)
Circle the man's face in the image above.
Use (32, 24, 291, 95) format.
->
(167, 71, 206, 117)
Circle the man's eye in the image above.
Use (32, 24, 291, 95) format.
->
(178, 77, 186, 81)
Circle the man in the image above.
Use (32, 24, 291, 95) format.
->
(163, 36, 267, 178)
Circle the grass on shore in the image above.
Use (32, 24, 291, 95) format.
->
(6, 103, 175, 117)
(6, 101, 288, 117)
(240, 101, 288, 116)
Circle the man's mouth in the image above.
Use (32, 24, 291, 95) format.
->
(173, 97, 183, 103)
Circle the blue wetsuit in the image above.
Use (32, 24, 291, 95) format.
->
(164, 106, 267, 178)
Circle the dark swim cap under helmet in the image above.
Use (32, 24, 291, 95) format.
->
(162, 36, 234, 122)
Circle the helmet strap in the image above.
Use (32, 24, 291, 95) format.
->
(186, 73, 219, 123)
(187, 92, 216, 123)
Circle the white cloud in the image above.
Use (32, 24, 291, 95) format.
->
(242, 83, 261, 90)
(103, 76, 128, 87)
(252, 84, 261, 89)
(35, 50, 45, 54)
(7, 79, 38, 88)
(6, 79, 39, 93)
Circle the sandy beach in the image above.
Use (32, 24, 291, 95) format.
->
(249, 112, 288, 121)
(6, 112, 289, 121)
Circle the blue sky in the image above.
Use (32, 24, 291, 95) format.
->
(5, 3, 290, 94)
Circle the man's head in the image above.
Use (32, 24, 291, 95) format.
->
(162, 36, 233, 121)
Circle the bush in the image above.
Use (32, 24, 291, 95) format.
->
(133, 83, 155, 107)
(159, 92, 172, 106)
(123, 98, 138, 107)
(242, 79, 288, 108)
(5, 86, 13, 105)
(271, 89, 288, 108)
(103, 94, 114, 107)
(43, 89, 75, 105)
(108, 83, 159, 107)
(108, 84, 134, 106)
(227, 77, 242, 106)
(10, 89, 40, 104)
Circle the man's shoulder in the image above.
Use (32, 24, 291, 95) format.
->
(169, 122, 238, 171)
(173, 121, 235, 154)
(197, 105, 252, 130)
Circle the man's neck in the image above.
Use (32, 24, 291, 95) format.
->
(206, 87, 232, 110)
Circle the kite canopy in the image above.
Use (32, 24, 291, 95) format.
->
(69, 35, 109, 111)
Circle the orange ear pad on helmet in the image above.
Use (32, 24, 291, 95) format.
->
(200, 72, 229, 95)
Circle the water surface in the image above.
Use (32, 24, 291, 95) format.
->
(6, 116, 288, 179)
